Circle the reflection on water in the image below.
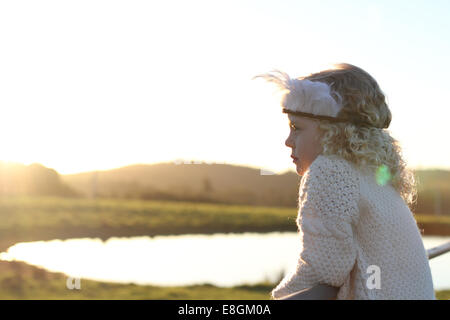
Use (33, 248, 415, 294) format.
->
(0, 232, 449, 290)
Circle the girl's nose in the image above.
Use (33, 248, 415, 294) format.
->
(285, 135, 294, 148)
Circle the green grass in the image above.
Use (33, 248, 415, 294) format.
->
(0, 195, 297, 252)
(414, 214, 450, 224)
(0, 195, 449, 300)
(0, 195, 295, 230)
(1, 261, 448, 300)
(0, 195, 449, 253)
(0, 260, 273, 300)
(435, 290, 450, 300)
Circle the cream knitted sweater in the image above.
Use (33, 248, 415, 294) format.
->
(271, 154, 435, 300)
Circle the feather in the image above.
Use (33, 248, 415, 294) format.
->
(253, 70, 343, 118)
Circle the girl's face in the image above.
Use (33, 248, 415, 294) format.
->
(285, 115, 323, 176)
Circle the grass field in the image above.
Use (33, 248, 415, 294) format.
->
(0, 260, 448, 300)
(0, 195, 449, 300)
(1, 195, 449, 252)
(0, 260, 276, 300)
(0, 195, 297, 252)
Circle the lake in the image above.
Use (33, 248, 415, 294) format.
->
(0, 232, 449, 290)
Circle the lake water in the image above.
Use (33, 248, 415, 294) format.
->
(1, 232, 449, 290)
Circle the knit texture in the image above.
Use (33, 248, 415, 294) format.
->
(271, 154, 435, 300)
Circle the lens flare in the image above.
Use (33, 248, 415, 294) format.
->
(375, 164, 391, 186)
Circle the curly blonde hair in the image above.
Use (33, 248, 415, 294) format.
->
(257, 63, 418, 209)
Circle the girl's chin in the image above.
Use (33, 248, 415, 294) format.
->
(294, 162, 303, 175)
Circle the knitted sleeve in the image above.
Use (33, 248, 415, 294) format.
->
(271, 155, 360, 299)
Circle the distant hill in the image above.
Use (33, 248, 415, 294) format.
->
(414, 169, 450, 215)
(415, 169, 450, 192)
(1, 160, 449, 213)
(59, 162, 301, 207)
(0, 161, 79, 197)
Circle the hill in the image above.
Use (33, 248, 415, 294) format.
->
(1, 160, 449, 213)
(60, 162, 300, 207)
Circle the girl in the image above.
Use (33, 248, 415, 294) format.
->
(253, 63, 435, 300)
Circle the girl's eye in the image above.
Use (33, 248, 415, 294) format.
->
(290, 125, 300, 131)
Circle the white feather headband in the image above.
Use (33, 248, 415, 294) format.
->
(253, 69, 389, 128)
(252, 69, 348, 123)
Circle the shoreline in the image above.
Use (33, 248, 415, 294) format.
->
(0, 260, 448, 300)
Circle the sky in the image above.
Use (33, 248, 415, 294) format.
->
(1, 0, 449, 175)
